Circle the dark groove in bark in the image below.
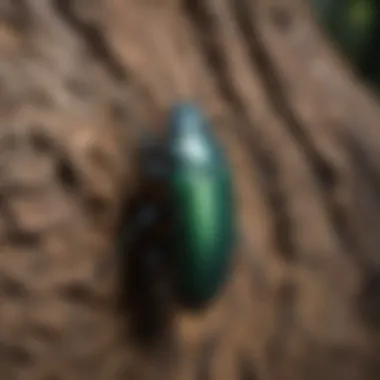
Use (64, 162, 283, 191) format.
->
(238, 354, 260, 380)
(359, 271, 380, 329)
(52, 0, 128, 82)
(343, 131, 380, 272)
(233, 0, 336, 186)
(182, 0, 241, 111)
(196, 335, 219, 380)
(266, 280, 297, 366)
(233, 0, 358, 262)
(52, 0, 170, 139)
(182, 0, 296, 261)
(345, 133, 380, 224)
(2, 0, 32, 33)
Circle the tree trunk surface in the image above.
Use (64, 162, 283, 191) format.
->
(1, 1, 380, 379)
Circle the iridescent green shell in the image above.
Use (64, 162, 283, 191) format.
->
(166, 103, 236, 308)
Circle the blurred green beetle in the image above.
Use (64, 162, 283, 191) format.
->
(121, 102, 236, 311)
(166, 103, 236, 308)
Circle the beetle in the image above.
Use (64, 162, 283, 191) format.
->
(165, 103, 236, 308)
(120, 102, 236, 312)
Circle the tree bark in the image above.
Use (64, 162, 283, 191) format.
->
(0, 0, 380, 379)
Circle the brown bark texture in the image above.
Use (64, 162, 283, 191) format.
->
(0, 0, 380, 379)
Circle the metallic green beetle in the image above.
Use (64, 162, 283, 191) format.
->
(120, 102, 236, 314)
(166, 103, 236, 308)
